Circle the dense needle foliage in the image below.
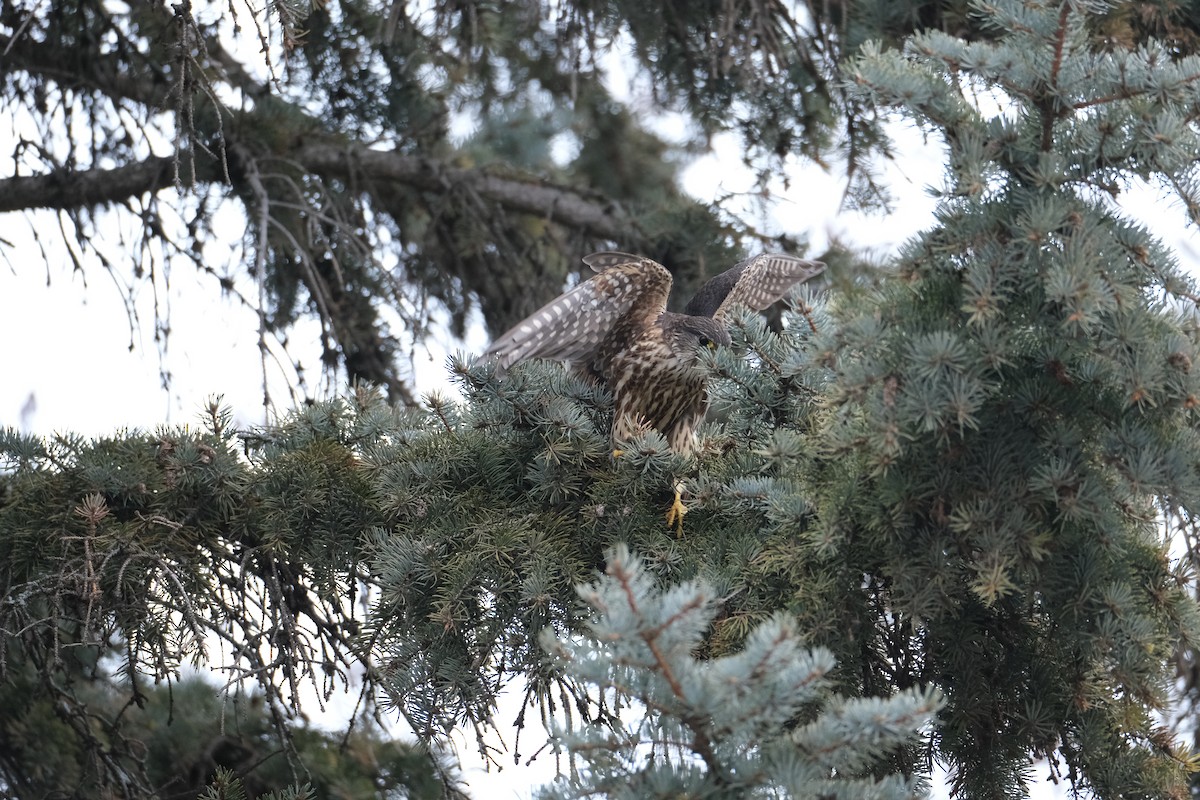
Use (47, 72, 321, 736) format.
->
(5, 0, 1200, 798)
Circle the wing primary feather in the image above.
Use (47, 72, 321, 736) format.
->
(483, 257, 669, 376)
(483, 284, 597, 375)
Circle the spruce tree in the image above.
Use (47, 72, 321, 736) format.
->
(833, 1, 1200, 793)
(4, 1, 1200, 799)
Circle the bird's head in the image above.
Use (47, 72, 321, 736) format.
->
(668, 315, 731, 370)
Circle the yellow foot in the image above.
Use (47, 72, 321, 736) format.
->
(611, 448, 624, 459)
(665, 480, 687, 537)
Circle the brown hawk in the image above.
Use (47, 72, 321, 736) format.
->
(484, 251, 827, 456)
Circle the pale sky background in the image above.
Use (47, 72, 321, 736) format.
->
(3, 13, 1200, 799)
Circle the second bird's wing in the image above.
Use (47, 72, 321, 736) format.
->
(682, 253, 826, 322)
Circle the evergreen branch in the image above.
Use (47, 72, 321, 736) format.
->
(0, 32, 170, 109)
(292, 145, 635, 243)
(0, 155, 185, 213)
(237, 141, 280, 413)
(540, 548, 938, 797)
(1040, 1, 1073, 152)
(0, 23, 638, 266)
(611, 560, 731, 785)
(0, 146, 636, 245)
(1161, 163, 1200, 231)
(1069, 70, 1200, 113)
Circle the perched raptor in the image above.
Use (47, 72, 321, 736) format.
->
(484, 251, 827, 456)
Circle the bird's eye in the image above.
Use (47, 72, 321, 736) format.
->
(699, 335, 715, 349)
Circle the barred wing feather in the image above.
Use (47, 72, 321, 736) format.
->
(484, 256, 673, 375)
(683, 253, 826, 321)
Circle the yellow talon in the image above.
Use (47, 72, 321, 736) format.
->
(665, 480, 688, 537)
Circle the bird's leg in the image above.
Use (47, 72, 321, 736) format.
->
(665, 479, 688, 537)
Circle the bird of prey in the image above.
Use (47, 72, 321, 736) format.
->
(484, 251, 827, 457)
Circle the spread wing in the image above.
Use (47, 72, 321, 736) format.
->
(682, 253, 826, 322)
(483, 253, 673, 375)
